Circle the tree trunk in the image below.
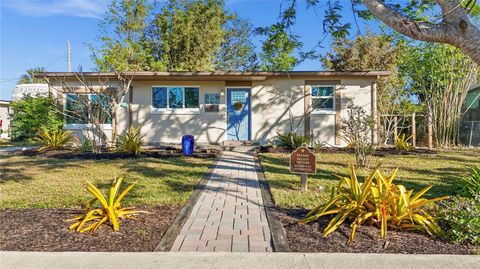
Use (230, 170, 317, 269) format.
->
(362, 0, 480, 65)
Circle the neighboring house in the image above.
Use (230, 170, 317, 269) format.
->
(0, 100, 11, 139)
(464, 83, 480, 117)
(12, 83, 50, 101)
(36, 71, 389, 146)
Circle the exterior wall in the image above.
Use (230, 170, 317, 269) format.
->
(0, 104, 10, 137)
(131, 81, 226, 144)
(49, 76, 375, 146)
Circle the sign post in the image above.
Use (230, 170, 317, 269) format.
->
(289, 146, 317, 191)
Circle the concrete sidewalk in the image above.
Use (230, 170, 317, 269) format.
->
(1, 252, 478, 269)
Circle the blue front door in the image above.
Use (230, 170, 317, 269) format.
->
(227, 88, 251, 141)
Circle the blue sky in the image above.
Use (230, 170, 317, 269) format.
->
(0, 0, 375, 100)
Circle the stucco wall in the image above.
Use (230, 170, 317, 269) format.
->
(0, 104, 10, 135)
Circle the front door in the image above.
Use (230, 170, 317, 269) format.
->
(227, 88, 251, 141)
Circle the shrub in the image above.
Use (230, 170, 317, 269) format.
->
(36, 129, 73, 151)
(436, 195, 480, 245)
(74, 137, 101, 153)
(67, 177, 146, 233)
(275, 132, 310, 150)
(10, 95, 63, 140)
(395, 133, 413, 150)
(117, 125, 145, 155)
(299, 164, 448, 242)
(339, 104, 374, 166)
(457, 166, 480, 198)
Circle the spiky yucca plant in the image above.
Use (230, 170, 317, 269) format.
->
(67, 177, 146, 233)
(457, 166, 480, 198)
(299, 164, 448, 241)
(395, 133, 413, 150)
(36, 129, 73, 151)
(117, 125, 145, 155)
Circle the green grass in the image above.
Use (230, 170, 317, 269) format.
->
(0, 155, 213, 209)
(259, 149, 480, 210)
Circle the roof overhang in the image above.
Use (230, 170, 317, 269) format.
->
(34, 71, 391, 82)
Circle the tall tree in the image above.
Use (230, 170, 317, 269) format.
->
(92, 0, 152, 71)
(255, 1, 303, 71)
(147, 0, 228, 71)
(214, 15, 258, 71)
(18, 67, 46, 84)
(399, 43, 478, 147)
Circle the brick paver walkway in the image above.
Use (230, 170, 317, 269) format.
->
(171, 150, 273, 252)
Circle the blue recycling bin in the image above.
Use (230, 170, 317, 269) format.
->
(182, 135, 194, 156)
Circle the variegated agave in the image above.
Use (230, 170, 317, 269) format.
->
(299, 164, 447, 242)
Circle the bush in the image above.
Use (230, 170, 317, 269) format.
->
(457, 166, 480, 198)
(395, 133, 413, 151)
(299, 164, 448, 242)
(36, 129, 73, 151)
(67, 177, 146, 233)
(74, 137, 101, 153)
(436, 195, 480, 245)
(10, 95, 63, 140)
(117, 125, 145, 155)
(339, 104, 374, 166)
(275, 132, 310, 150)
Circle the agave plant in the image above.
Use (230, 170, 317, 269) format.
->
(395, 133, 413, 151)
(67, 177, 146, 233)
(299, 164, 448, 241)
(457, 166, 480, 198)
(117, 125, 145, 155)
(36, 129, 73, 151)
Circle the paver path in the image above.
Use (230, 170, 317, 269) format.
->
(171, 150, 273, 252)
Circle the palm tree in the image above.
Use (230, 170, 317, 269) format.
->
(18, 67, 47, 84)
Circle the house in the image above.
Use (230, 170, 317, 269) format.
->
(0, 100, 11, 139)
(36, 71, 389, 146)
(464, 83, 480, 121)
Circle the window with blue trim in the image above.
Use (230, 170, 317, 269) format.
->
(311, 86, 335, 111)
(152, 87, 199, 109)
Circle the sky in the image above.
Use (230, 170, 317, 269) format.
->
(0, 0, 377, 101)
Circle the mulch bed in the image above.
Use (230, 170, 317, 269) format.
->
(279, 209, 477, 255)
(0, 206, 180, 251)
(259, 145, 436, 156)
(15, 147, 219, 160)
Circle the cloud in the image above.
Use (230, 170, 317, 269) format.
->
(2, 0, 108, 19)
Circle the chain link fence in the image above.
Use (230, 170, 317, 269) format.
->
(460, 121, 480, 147)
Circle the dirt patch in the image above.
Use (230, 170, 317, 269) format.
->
(16, 148, 218, 160)
(0, 206, 179, 251)
(279, 209, 477, 254)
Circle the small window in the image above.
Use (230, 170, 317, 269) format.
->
(311, 86, 335, 112)
(65, 94, 87, 124)
(205, 93, 220, 105)
(152, 86, 200, 110)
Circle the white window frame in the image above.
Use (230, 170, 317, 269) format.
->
(311, 85, 336, 115)
(204, 92, 221, 105)
(151, 86, 200, 115)
(63, 93, 112, 130)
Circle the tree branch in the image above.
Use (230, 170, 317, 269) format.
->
(361, 0, 480, 64)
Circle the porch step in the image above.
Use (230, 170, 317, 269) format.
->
(221, 141, 257, 153)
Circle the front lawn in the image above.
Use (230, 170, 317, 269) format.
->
(259, 148, 480, 210)
(0, 155, 213, 208)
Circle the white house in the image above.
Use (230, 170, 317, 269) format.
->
(36, 71, 389, 146)
(0, 100, 11, 139)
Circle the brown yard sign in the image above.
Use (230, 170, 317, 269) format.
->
(289, 146, 317, 175)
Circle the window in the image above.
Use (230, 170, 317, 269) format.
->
(204, 92, 220, 112)
(311, 86, 335, 112)
(152, 86, 199, 112)
(204, 93, 220, 105)
(65, 93, 112, 125)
